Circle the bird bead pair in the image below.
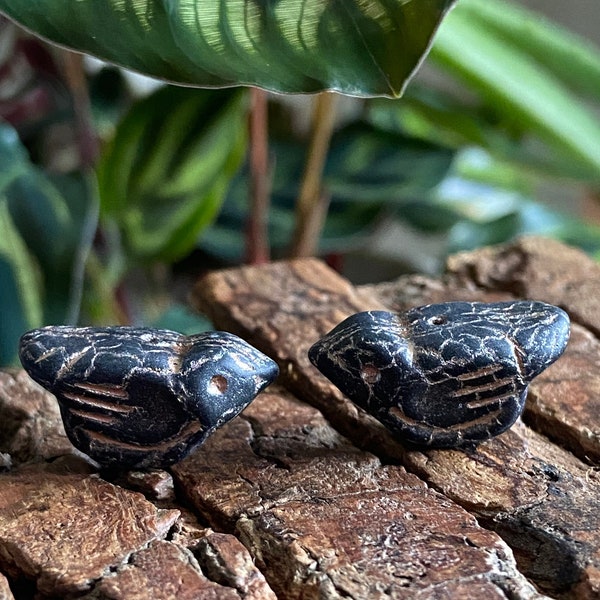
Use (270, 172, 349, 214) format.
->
(18, 300, 570, 469)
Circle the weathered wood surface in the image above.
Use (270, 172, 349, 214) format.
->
(194, 237, 600, 599)
(173, 387, 541, 599)
(0, 371, 277, 599)
(0, 462, 179, 597)
(0, 237, 598, 599)
(0, 369, 73, 464)
(0, 572, 14, 600)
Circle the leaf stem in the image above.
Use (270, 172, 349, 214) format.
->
(289, 92, 338, 258)
(58, 49, 99, 169)
(84, 249, 130, 325)
(246, 87, 271, 264)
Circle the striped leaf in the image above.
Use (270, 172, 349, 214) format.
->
(0, 0, 456, 97)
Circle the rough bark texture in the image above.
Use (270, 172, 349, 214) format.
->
(193, 236, 600, 599)
(446, 237, 600, 337)
(0, 366, 275, 599)
(1, 236, 599, 599)
(83, 539, 274, 600)
(0, 462, 179, 597)
(0, 370, 74, 464)
(194, 532, 278, 599)
(192, 258, 405, 463)
(86, 540, 229, 600)
(173, 388, 542, 599)
(524, 324, 600, 462)
(0, 573, 14, 600)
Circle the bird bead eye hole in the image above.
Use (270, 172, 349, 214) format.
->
(428, 315, 448, 326)
(208, 374, 228, 395)
(360, 364, 381, 384)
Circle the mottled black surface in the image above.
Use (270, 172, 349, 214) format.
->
(19, 327, 279, 468)
(309, 301, 570, 448)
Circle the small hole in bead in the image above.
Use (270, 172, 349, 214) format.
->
(429, 315, 447, 325)
(208, 375, 228, 394)
(361, 364, 381, 384)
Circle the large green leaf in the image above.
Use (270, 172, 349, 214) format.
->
(0, 122, 98, 365)
(429, 0, 600, 182)
(326, 122, 454, 202)
(0, 0, 456, 97)
(98, 85, 247, 262)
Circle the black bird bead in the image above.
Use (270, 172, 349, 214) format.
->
(19, 326, 279, 469)
(308, 301, 570, 448)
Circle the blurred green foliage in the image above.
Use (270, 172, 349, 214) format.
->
(1, 0, 600, 365)
(201, 125, 454, 261)
(0, 123, 98, 364)
(98, 86, 248, 263)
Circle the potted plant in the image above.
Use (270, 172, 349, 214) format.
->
(1, 0, 599, 365)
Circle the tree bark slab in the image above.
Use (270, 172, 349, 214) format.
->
(446, 236, 600, 337)
(173, 389, 542, 599)
(520, 324, 600, 463)
(84, 537, 274, 600)
(193, 236, 600, 598)
(85, 540, 232, 600)
(0, 374, 276, 599)
(2, 236, 599, 599)
(0, 573, 14, 600)
(193, 532, 277, 600)
(0, 462, 179, 597)
(0, 370, 73, 465)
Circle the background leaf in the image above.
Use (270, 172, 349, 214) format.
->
(0, 121, 98, 364)
(429, 0, 600, 183)
(0, 0, 456, 97)
(395, 148, 600, 258)
(200, 123, 454, 262)
(453, 0, 600, 102)
(98, 86, 247, 263)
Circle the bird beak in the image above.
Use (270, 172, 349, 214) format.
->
(253, 358, 280, 394)
(508, 302, 570, 379)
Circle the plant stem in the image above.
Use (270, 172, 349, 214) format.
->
(84, 250, 130, 325)
(289, 92, 338, 258)
(58, 49, 99, 169)
(246, 87, 271, 265)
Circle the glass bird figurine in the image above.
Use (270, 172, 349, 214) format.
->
(19, 326, 279, 469)
(309, 301, 570, 448)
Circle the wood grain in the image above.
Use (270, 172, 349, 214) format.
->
(0, 463, 179, 597)
(192, 237, 600, 598)
(173, 389, 541, 599)
(87, 539, 274, 600)
(0, 370, 73, 464)
(0, 373, 276, 599)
